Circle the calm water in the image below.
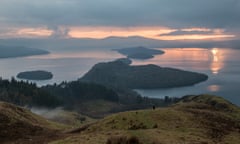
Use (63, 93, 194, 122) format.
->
(134, 48, 240, 106)
(0, 48, 239, 105)
(0, 50, 123, 85)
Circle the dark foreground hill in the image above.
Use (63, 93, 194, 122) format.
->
(52, 95, 240, 144)
(80, 59, 208, 89)
(0, 102, 64, 144)
(1, 95, 239, 144)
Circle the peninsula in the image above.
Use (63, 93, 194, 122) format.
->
(80, 59, 208, 89)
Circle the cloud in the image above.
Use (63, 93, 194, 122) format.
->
(67, 26, 176, 39)
(160, 31, 213, 36)
(49, 26, 70, 38)
(0, 26, 53, 38)
(160, 28, 228, 36)
(30, 107, 64, 119)
(157, 28, 235, 40)
(0, 0, 239, 28)
(0, 0, 239, 39)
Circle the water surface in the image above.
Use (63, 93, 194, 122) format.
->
(0, 47, 239, 105)
(134, 48, 240, 105)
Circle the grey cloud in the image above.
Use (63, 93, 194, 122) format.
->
(49, 26, 70, 38)
(159, 31, 213, 36)
(0, 0, 240, 29)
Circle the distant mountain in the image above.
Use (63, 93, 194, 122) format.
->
(17, 70, 53, 80)
(80, 59, 208, 89)
(114, 46, 164, 59)
(0, 45, 49, 58)
(1, 37, 238, 52)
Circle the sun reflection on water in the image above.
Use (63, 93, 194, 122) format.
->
(210, 48, 224, 74)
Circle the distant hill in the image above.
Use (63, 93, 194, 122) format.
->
(43, 81, 121, 118)
(114, 46, 164, 59)
(0, 37, 238, 52)
(0, 45, 49, 58)
(80, 59, 208, 89)
(17, 70, 53, 80)
(52, 94, 240, 144)
(42, 80, 173, 118)
(0, 78, 172, 118)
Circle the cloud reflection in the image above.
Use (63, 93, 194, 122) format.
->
(207, 85, 220, 92)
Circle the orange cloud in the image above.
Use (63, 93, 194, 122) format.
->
(16, 27, 53, 37)
(68, 26, 177, 39)
(0, 27, 53, 38)
(181, 28, 212, 32)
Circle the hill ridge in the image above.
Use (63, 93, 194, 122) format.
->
(0, 102, 63, 144)
(51, 94, 240, 144)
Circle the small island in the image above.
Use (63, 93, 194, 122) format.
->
(0, 45, 49, 59)
(80, 59, 208, 89)
(17, 70, 53, 80)
(114, 46, 165, 60)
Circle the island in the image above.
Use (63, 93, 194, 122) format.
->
(0, 45, 49, 58)
(80, 59, 208, 89)
(113, 46, 164, 60)
(17, 70, 53, 80)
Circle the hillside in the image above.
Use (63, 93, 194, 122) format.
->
(0, 102, 65, 144)
(1, 94, 239, 144)
(51, 94, 240, 144)
(80, 59, 208, 89)
(0, 45, 49, 58)
(0, 78, 62, 108)
(0, 78, 172, 118)
(42, 81, 174, 118)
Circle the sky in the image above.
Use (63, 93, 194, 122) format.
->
(0, 0, 240, 40)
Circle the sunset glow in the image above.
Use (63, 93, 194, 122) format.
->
(181, 28, 212, 32)
(16, 27, 53, 37)
(68, 26, 235, 40)
(0, 26, 236, 41)
(0, 27, 53, 38)
(68, 26, 176, 39)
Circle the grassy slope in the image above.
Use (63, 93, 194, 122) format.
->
(0, 102, 67, 144)
(51, 95, 240, 144)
